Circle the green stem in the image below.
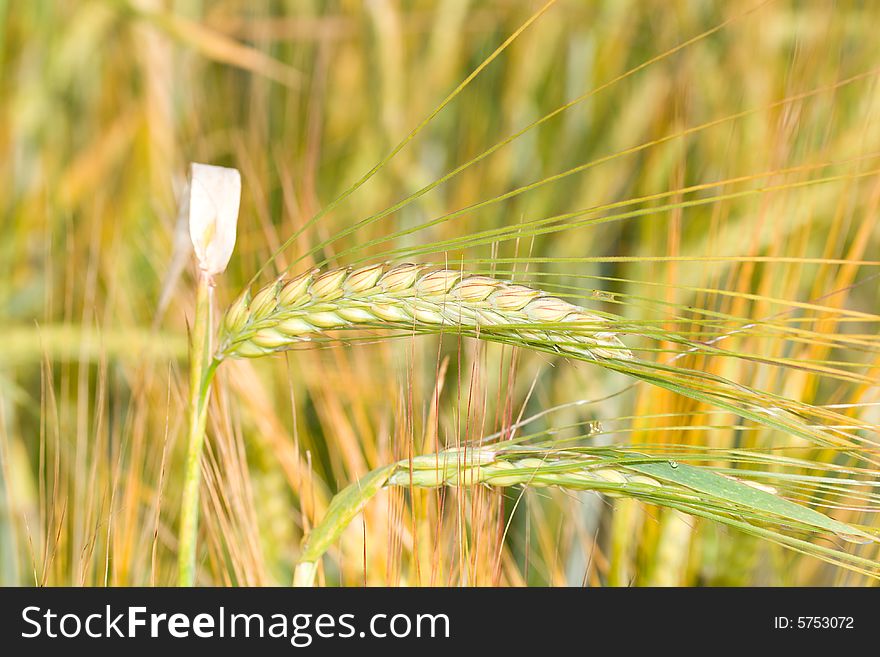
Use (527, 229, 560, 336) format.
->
(293, 464, 396, 587)
(177, 273, 218, 586)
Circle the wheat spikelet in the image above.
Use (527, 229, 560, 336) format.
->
(217, 263, 632, 361)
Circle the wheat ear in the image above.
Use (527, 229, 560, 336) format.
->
(292, 446, 788, 586)
(217, 263, 632, 361)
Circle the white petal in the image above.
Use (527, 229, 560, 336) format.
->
(188, 162, 241, 276)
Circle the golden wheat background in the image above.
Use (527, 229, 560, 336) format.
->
(1, 0, 879, 586)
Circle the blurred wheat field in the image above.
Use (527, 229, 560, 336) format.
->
(1, 0, 879, 586)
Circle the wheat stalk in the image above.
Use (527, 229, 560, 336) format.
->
(217, 263, 633, 362)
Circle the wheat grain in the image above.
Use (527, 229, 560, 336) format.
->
(217, 263, 633, 361)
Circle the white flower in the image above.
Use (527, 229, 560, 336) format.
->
(188, 162, 241, 276)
